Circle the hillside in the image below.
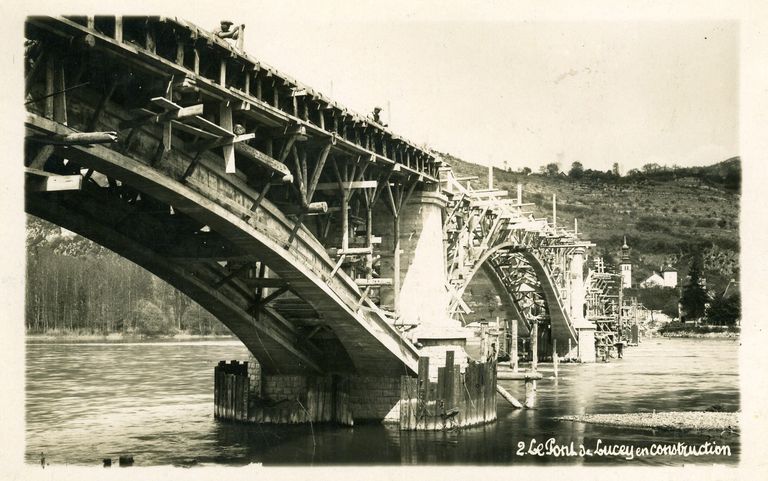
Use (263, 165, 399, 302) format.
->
(25, 155, 739, 332)
(439, 153, 740, 295)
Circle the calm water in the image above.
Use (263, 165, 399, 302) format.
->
(25, 337, 739, 466)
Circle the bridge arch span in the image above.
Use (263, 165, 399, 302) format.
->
(26, 115, 419, 376)
(451, 242, 578, 358)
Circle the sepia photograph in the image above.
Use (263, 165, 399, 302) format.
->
(3, 0, 767, 478)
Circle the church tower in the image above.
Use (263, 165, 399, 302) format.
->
(620, 236, 632, 288)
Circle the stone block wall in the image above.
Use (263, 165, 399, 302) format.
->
(348, 376, 402, 422)
(262, 375, 307, 401)
(246, 353, 262, 398)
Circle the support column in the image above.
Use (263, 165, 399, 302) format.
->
(568, 247, 596, 362)
(397, 191, 451, 326)
(569, 248, 586, 324)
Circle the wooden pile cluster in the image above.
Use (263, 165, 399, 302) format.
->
(400, 352, 497, 430)
(214, 360, 250, 421)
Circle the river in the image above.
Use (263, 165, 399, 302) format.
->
(25, 337, 739, 466)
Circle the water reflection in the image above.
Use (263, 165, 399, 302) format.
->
(26, 338, 739, 465)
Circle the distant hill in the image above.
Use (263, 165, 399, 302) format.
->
(438, 153, 740, 296)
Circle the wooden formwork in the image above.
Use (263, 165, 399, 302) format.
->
(400, 352, 497, 430)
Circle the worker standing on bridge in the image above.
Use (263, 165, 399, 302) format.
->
(214, 20, 245, 50)
(370, 106, 388, 127)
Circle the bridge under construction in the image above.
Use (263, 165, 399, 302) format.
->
(24, 16, 632, 430)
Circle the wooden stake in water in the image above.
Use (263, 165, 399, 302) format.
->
(480, 322, 489, 360)
(552, 339, 559, 378)
(524, 379, 537, 408)
(510, 319, 518, 372)
(530, 320, 538, 372)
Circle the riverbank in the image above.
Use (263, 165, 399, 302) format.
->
(556, 411, 739, 433)
(26, 332, 236, 342)
(660, 331, 739, 339)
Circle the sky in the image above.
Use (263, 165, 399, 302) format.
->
(182, 11, 739, 174)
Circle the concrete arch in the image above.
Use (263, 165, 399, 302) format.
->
(26, 115, 420, 376)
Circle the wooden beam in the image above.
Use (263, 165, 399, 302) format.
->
(213, 263, 252, 289)
(257, 285, 290, 307)
(119, 103, 203, 129)
(234, 143, 292, 178)
(314, 180, 377, 191)
(188, 133, 254, 152)
(27, 131, 118, 146)
(270, 124, 308, 140)
(306, 141, 332, 202)
(27, 145, 54, 169)
(114, 16, 123, 42)
(241, 277, 289, 288)
(327, 246, 373, 256)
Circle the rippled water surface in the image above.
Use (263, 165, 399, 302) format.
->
(25, 337, 739, 466)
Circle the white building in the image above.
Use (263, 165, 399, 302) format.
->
(662, 266, 678, 287)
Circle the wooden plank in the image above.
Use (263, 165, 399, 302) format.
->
(214, 364, 221, 418)
(354, 278, 393, 286)
(306, 378, 316, 421)
(470, 363, 480, 425)
(452, 366, 462, 427)
(243, 375, 250, 421)
(407, 377, 417, 430)
(235, 374, 242, 421)
(220, 102, 236, 173)
(150, 96, 181, 111)
(425, 381, 436, 431)
(25, 169, 83, 192)
(170, 119, 218, 139)
(399, 375, 409, 430)
(416, 357, 429, 430)
(436, 366, 445, 428)
(444, 351, 455, 416)
(188, 115, 234, 137)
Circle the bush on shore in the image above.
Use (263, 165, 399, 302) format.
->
(658, 321, 739, 335)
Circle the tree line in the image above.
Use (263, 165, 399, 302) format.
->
(26, 216, 230, 337)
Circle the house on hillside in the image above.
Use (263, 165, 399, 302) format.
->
(640, 272, 665, 288)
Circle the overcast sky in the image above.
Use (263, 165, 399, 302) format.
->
(184, 11, 738, 173)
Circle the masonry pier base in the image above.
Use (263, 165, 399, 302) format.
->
(215, 352, 498, 430)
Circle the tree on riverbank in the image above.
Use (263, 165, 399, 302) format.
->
(680, 251, 708, 322)
(706, 293, 740, 326)
(25, 216, 231, 336)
